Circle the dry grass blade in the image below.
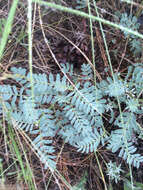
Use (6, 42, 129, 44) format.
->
(0, 184, 23, 190)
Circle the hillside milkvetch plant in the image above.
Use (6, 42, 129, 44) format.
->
(0, 62, 143, 170)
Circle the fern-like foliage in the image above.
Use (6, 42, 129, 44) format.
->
(106, 161, 123, 183)
(119, 13, 142, 56)
(120, 13, 140, 38)
(107, 112, 143, 168)
(75, 0, 87, 9)
(0, 62, 143, 170)
(98, 73, 127, 98)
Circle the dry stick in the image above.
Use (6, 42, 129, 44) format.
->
(33, 43, 47, 67)
(118, 54, 135, 66)
(95, 28, 109, 75)
(116, 38, 129, 73)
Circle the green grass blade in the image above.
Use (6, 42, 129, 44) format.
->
(0, 0, 19, 62)
(27, 0, 34, 101)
